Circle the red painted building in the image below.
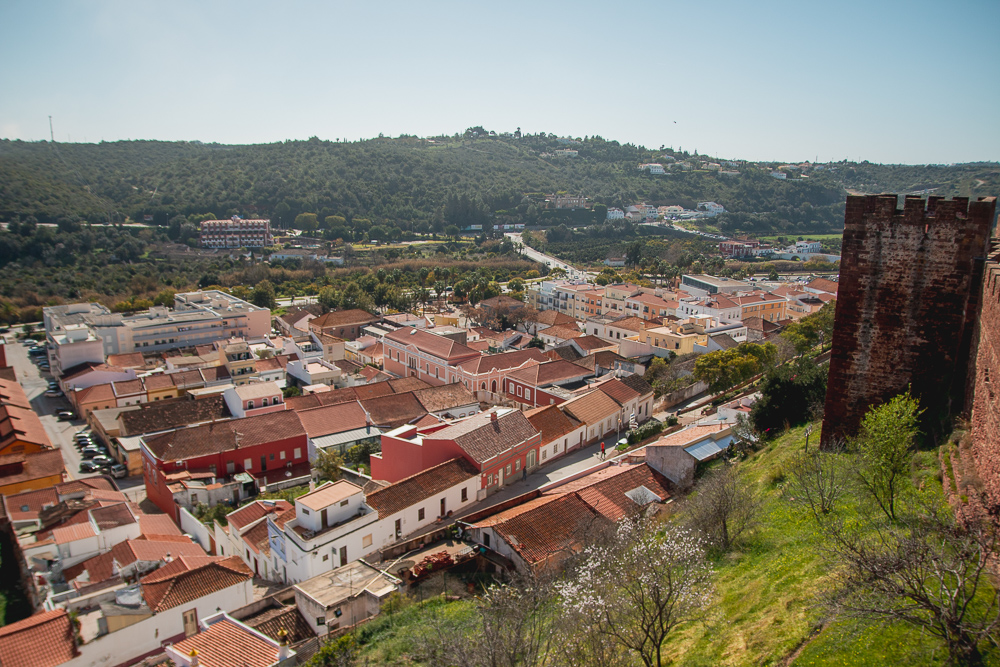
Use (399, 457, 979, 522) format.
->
(503, 360, 592, 408)
(140, 411, 308, 520)
(371, 408, 542, 500)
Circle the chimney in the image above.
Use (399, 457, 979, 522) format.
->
(189, 649, 200, 667)
(490, 412, 498, 423)
(277, 628, 290, 661)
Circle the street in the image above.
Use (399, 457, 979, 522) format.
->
(504, 232, 589, 280)
(3, 337, 143, 498)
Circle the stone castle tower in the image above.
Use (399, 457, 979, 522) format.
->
(820, 194, 997, 447)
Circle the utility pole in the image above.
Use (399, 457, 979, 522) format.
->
(49, 116, 54, 143)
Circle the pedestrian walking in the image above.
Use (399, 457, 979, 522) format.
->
(600, 441, 605, 460)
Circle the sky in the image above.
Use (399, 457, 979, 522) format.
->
(1, 0, 998, 165)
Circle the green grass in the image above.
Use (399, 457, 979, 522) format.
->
(329, 424, 999, 666)
(354, 595, 476, 664)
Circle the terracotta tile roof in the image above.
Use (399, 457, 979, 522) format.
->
(51, 521, 97, 544)
(387, 377, 432, 393)
(476, 492, 604, 566)
(609, 316, 646, 332)
(507, 360, 590, 387)
(61, 362, 121, 382)
(360, 392, 427, 428)
(170, 369, 206, 388)
(731, 292, 786, 306)
(141, 556, 252, 612)
(0, 449, 63, 488)
(358, 366, 381, 381)
(0, 378, 31, 409)
(365, 458, 478, 518)
(649, 423, 729, 448)
(112, 379, 144, 396)
(545, 346, 582, 362)
(548, 462, 671, 520)
(89, 502, 137, 530)
(284, 386, 358, 410)
(351, 382, 395, 401)
(254, 357, 282, 372)
(596, 378, 641, 406)
(524, 405, 582, 445)
(107, 352, 147, 369)
(310, 309, 378, 329)
(412, 413, 442, 428)
(619, 374, 654, 398)
(139, 513, 184, 537)
(141, 373, 174, 391)
(241, 519, 271, 555)
(4, 486, 58, 521)
(244, 605, 314, 644)
(412, 383, 477, 413)
(709, 333, 739, 349)
(142, 410, 305, 462)
(64, 536, 205, 583)
(531, 311, 579, 327)
(426, 409, 538, 464)
(200, 366, 232, 383)
(296, 401, 369, 438)
(572, 335, 613, 352)
(0, 609, 78, 667)
(171, 615, 280, 667)
(75, 382, 115, 405)
(561, 390, 621, 426)
(456, 348, 547, 374)
(807, 277, 839, 295)
(540, 325, 585, 342)
(384, 327, 481, 363)
(333, 358, 363, 374)
(226, 500, 293, 531)
(119, 395, 228, 436)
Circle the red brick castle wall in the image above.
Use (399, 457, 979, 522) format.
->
(821, 195, 996, 447)
(969, 240, 1000, 513)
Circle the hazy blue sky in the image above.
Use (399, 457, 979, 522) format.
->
(2, 1, 998, 164)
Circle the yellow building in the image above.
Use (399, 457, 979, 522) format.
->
(642, 317, 713, 355)
(217, 339, 258, 386)
(0, 449, 65, 495)
(732, 293, 788, 323)
(0, 378, 53, 456)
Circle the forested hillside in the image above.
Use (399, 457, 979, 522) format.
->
(2, 129, 996, 236)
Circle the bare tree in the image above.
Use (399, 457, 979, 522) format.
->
(557, 519, 714, 667)
(684, 463, 763, 551)
(823, 510, 1000, 666)
(787, 443, 847, 517)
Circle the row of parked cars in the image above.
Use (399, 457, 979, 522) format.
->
(75, 431, 127, 478)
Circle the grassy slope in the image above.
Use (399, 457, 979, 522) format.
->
(346, 424, 998, 666)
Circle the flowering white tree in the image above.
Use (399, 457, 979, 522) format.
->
(557, 519, 714, 667)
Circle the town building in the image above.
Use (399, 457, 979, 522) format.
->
(308, 310, 379, 341)
(293, 560, 402, 637)
(383, 327, 481, 386)
(200, 216, 274, 248)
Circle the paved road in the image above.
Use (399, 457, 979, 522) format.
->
(3, 339, 144, 490)
(452, 429, 631, 520)
(505, 233, 589, 280)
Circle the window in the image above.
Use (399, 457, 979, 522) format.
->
(363, 534, 373, 548)
(542, 450, 547, 460)
(247, 400, 254, 410)
(270, 453, 275, 461)
(553, 445, 558, 455)
(301, 508, 310, 515)
(461, 487, 468, 502)
(261, 397, 268, 407)
(487, 474, 493, 486)
(340, 499, 349, 507)
(280, 451, 286, 460)
(506, 464, 511, 476)
(323, 554, 329, 561)
(515, 459, 520, 471)
(244, 458, 252, 470)
(294, 448, 302, 459)
(418, 508, 425, 521)
(525, 389, 531, 401)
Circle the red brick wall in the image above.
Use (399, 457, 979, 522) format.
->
(969, 240, 1000, 512)
(821, 195, 996, 447)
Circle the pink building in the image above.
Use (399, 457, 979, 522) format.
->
(383, 327, 481, 386)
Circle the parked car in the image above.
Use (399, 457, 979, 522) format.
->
(79, 460, 100, 473)
(44, 389, 63, 398)
(90, 455, 113, 467)
(57, 410, 75, 421)
(81, 446, 102, 458)
(74, 432, 93, 442)
(109, 464, 128, 479)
